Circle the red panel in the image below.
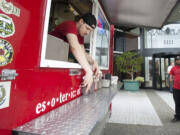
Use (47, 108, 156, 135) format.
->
(0, 68, 83, 135)
(109, 25, 115, 74)
(11, 69, 82, 127)
(0, 0, 83, 135)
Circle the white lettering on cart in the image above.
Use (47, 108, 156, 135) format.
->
(35, 88, 81, 114)
(36, 101, 46, 114)
(36, 103, 41, 114)
(42, 101, 46, 112)
(51, 98, 55, 107)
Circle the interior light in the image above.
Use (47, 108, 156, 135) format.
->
(69, 4, 79, 16)
(69, 4, 74, 12)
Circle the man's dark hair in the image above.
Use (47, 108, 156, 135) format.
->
(81, 13, 97, 29)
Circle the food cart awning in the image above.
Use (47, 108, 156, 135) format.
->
(100, 0, 179, 28)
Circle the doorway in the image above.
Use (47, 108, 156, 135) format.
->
(152, 53, 178, 90)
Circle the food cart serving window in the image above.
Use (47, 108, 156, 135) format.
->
(40, 0, 110, 70)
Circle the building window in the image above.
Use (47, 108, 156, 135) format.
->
(114, 31, 125, 52)
(145, 23, 180, 48)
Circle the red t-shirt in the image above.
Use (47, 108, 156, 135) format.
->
(50, 21, 84, 44)
(170, 65, 180, 90)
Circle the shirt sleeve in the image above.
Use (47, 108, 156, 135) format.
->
(169, 67, 174, 75)
(63, 21, 84, 45)
(62, 21, 78, 36)
(78, 36, 84, 45)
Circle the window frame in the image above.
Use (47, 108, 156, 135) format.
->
(40, 0, 83, 68)
(40, 0, 110, 69)
(91, 2, 110, 70)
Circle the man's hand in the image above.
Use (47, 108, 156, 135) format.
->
(92, 61, 101, 79)
(170, 74, 173, 83)
(82, 71, 93, 94)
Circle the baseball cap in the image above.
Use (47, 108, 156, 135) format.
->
(81, 13, 97, 29)
(175, 56, 180, 60)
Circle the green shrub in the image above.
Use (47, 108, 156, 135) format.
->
(115, 52, 144, 80)
(135, 76, 144, 83)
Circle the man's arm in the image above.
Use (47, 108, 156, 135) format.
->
(80, 45, 101, 78)
(80, 45, 94, 64)
(66, 33, 93, 93)
(170, 74, 173, 83)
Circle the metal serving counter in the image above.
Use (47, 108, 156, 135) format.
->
(13, 85, 118, 135)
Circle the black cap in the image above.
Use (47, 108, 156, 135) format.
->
(81, 13, 97, 29)
(175, 56, 180, 60)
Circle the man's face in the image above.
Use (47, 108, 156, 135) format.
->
(176, 59, 180, 66)
(78, 19, 93, 37)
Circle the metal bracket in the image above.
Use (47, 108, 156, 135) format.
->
(0, 69, 18, 80)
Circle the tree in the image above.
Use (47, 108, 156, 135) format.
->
(115, 52, 144, 80)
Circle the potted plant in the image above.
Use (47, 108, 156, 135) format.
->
(115, 51, 144, 91)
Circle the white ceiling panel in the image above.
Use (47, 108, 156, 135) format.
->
(100, 0, 178, 28)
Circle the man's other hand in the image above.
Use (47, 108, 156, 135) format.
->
(82, 71, 93, 94)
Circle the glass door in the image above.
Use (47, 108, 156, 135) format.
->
(154, 58, 161, 89)
(153, 57, 175, 90)
(164, 58, 169, 89)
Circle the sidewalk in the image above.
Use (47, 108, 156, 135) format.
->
(103, 89, 180, 135)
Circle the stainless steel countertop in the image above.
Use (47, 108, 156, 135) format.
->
(13, 85, 119, 135)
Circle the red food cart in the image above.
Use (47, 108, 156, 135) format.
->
(0, 0, 115, 134)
